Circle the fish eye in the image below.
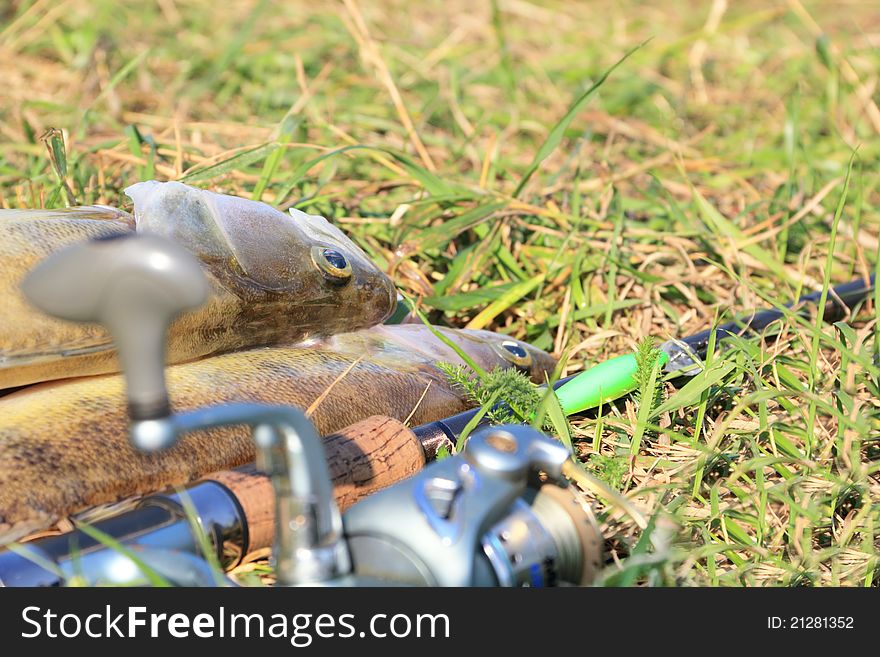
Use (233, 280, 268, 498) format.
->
(496, 339, 533, 368)
(312, 246, 352, 283)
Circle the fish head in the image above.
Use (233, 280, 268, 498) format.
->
(124, 181, 396, 333)
(458, 329, 557, 382)
(288, 205, 398, 330)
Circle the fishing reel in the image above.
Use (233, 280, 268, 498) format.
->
(18, 233, 601, 587)
(343, 424, 601, 586)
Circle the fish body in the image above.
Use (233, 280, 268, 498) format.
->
(0, 325, 554, 543)
(0, 182, 396, 389)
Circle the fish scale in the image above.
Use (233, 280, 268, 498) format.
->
(0, 324, 556, 544)
(0, 182, 397, 389)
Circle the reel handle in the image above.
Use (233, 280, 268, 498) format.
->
(21, 233, 208, 422)
(21, 232, 350, 585)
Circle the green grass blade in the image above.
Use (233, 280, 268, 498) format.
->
(181, 142, 280, 184)
(72, 521, 172, 587)
(513, 41, 646, 197)
(466, 273, 543, 330)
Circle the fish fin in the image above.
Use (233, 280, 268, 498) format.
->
(0, 206, 132, 223)
(0, 338, 115, 367)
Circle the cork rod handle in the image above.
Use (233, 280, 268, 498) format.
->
(204, 415, 425, 555)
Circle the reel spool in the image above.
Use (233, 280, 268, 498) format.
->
(482, 484, 602, 587)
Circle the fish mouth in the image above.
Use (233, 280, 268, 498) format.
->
(529, 350, 558, 381)
(336, 274, 396, 327)
(353, 271, 397, 324)
(381, 284, 399, 322)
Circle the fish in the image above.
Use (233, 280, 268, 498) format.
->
(0, 181, 397, 389)
(0, 324, 555, 543)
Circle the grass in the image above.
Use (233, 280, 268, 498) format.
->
(1, 0, 879, 586)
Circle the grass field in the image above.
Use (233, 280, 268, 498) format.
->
(2, 0, 879, 586)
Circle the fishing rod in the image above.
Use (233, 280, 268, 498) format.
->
(0, 233, 604, 588)
(2, 275, 871, 585)
(415, 274, 875, 441)
(0, 408, 599, 587)
(0, 415, 423, 586)
(403, 275, 875, 430)
(554, 274, 876, 414)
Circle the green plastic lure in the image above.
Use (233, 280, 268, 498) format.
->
(553, 274, 873, 415)
(555, 350, 669, 415)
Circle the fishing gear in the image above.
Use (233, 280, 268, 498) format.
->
(1, 233, 601, 587)
(554, 274, 876, 414)
(7, 268, 868, 585)
(2, 425, 601, 588)
(0, 385, 582, 587)
(0, 377, 583, 587)
(0, 416, 423, 587)
(401, 275, 876, 438)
